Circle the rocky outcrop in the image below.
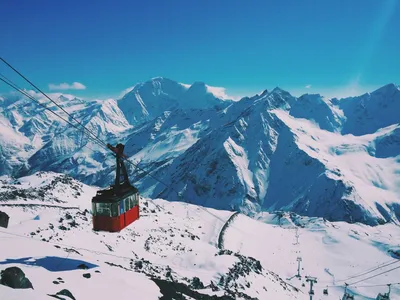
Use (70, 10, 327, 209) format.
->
(0, 266, 33, 289)
(48, 289, 76, 300)
(0, 211, 9, 228)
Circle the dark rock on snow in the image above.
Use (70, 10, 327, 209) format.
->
(77, 263, 89, 269)
(0, 266, 33, 289)
(152, 277, 234, 300)
(48, 288, 77, 300)
(0, 211, 9, 228)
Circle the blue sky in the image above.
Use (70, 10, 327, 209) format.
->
(1, 0, 399, 99)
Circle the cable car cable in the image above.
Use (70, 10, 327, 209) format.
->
(335, 259, 400, 284)
(0, 58, 248, 236)
(347, 265, 400, 286)
(0, 60, 170, 187)
(0, 74, 108, 152)
(0, 57, 108, 149)
(0, 70, 226, 233)
(351, 282, 400, 288)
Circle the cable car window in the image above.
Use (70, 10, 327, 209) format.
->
(132, 194, 138, 207)
(129, 195, 135, 207)
(120, 199, 125, 215)
(111, 202, 119, 217)
(92, 203, 97, 215)
(124, 197, 130, 211)
(96, 203, 111, 216)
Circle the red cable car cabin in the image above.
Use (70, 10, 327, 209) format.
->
(92, 143, 140, 232)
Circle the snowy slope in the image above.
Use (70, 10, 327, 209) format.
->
(0, 172, 300, 300)
(223, 213, 400, 300)
(0, 173, 398, 300)
(265, 110, 400, 225)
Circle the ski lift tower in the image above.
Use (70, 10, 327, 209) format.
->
(306, 276, 317, 300)
(296, 257, 302, 278)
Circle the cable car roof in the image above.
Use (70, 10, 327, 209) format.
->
(92, 184, 138, 204)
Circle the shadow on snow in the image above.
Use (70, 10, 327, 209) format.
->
(0, 256, 98, 272)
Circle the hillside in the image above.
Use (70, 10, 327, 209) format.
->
(0, 172, 398, 299)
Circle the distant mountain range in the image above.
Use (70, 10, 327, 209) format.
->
(0, 78, 399, 225)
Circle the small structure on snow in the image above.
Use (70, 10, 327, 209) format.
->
(323, 286, 329, 295)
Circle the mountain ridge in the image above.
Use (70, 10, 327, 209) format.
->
(0, 79, 399, 225)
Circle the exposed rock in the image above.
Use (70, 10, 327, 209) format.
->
(48, 288, 76, 300)
(190, 277, 204, 289)
(83, 273, 91, 279)
(152, 278, 234, 300)
(0, 267, 33, 289)
(0, 211, 9, 228)
(77, 263, 88, 270)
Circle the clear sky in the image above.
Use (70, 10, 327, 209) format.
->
(1, 0, 399, 99)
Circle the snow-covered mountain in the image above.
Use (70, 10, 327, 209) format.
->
(131, 84, 400, 225)
(339, 83, 400, 136)
(0, 92, 132, 181)
(0, 80, 399, 226)
(0, 172, 399, 299)
(118, 77, 231, 126)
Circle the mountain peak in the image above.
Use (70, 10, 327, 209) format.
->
(268, 87, 294, 101)
(270, 87, 292, 96)
(190, 81, 207, 88)
(57, 95, 74, 102)
(187, 82, 208, 95)
(150, 76, 177, 84)
(298, 93, 324, 100)
(372, 82, 399, 95)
